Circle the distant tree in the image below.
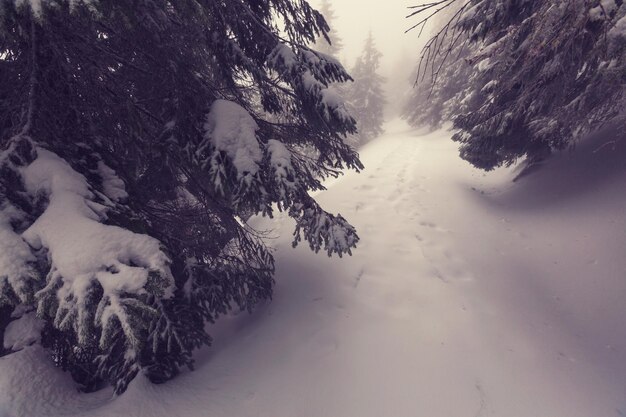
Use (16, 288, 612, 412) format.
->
(387, 49, 418, 118)
(402, 41, 476, 130)
(409, 0, 626, 170)
(309, 0, 356, 154)
(314, 0, 344, 59)
(0, 0, 361, 395)
(347, 32, 387, 145)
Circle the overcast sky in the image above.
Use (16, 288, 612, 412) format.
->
(310, 0, 429, 115)
(311, 0, 425, 76)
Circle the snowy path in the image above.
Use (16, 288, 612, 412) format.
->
(3, 120, 626, 417)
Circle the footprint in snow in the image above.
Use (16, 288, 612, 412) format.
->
(311, 331, 340, 358)
(418, 220, 449, 233)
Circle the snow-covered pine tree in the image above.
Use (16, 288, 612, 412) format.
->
(347, 32, 387, 145)
(409, 0, 626, 170)
(307, 0, 353, 155)
(403, 4, 478, 130)
(313, 0, 344, 59)
(0, 0, 361, 394)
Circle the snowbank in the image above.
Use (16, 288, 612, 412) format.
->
(2, 120, 625, 416)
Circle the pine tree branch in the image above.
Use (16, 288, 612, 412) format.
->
(20, 13, 38, 138)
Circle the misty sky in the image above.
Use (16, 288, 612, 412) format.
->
(312, 0, 424, 76)
(310, 0, 428, 115)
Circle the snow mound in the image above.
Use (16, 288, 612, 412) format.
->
(19, 147, 173, 345)
(3, 311, 44, 351)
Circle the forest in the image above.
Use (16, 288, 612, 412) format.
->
(1, 1, 625, 416)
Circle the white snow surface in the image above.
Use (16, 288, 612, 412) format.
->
(610, 14, 626, 38)
(2, 120, 626, 416)
(590, 0, 619, 20)
(202, 100, 263, 178)
(97, 161, 128, 202)
(3, 312, 45, 351)
(20, 148, 172, 295)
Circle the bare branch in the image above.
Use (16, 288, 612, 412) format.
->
(406, 0, 470, 87)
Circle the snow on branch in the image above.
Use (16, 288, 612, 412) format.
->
(16, 145, 173, 348)
(267, 43, 356, 129)
(0, 206, 39, 306)
(267, 139, 298, 201)
(12, 0, 98, 17)
(0, 139, 41, 307)
(201, 99, 263, 180)
(289, 197, 359, 258)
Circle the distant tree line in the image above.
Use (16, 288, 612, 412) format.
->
(315, 0, 387, 149)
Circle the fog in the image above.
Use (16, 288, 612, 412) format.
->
(313, 0, 418, 69)
(311, 0, 427, 115)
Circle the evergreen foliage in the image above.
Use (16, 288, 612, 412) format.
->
(408, 0, 626, 170)
(0, 0, 361, 394)
(313, 0, 344, 59)
(347, 32, 387, 145)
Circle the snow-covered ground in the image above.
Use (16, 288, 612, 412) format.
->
(2, 120, 626, 417)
